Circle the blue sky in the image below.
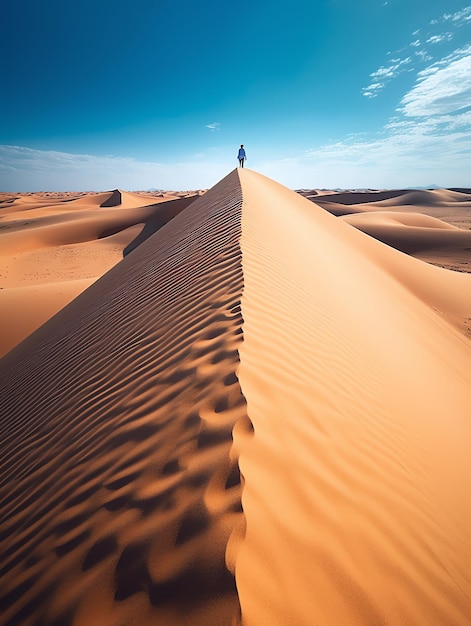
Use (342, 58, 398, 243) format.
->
(1, 0, 471, 190)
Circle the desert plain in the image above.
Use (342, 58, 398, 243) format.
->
(1, 168, 471, 625)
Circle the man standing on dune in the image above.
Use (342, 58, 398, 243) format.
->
(238, 145, 247, 168)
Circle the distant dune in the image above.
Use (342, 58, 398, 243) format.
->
(302, 187, 471, 273)
(1, 170, 471, 625)
(0, 190, 198, 356)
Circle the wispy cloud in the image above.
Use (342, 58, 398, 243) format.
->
(300, 44, 471, 187)
(362, 57, 411, 97)
(430, 6, 471, 25)
(298, 116, 471, 187)
(0, 145, 230, 191)
(205, 122, 221, 132)
(413, 49, 433, 62)
(258, 114, 471, 187)
(362, 82, 384, 98)
(363, 6, 471, 97)
(426, 33, 453, 44)
(400, 45, 471, 116)
(371, 58, 412, 78)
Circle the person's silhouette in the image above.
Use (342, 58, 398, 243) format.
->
(237, 145, 246, 168)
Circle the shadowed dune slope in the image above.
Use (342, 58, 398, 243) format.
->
(236, 169, 471, 625)
(304, 189, 410, 205)
(0, 170, 249, 626)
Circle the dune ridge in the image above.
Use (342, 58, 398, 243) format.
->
(0, 171, 249, 626)
(2, 169, 471, 625)
(236, 169, 471, 625)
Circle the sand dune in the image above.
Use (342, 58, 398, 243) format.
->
(0, 278, 95, 357)
(341, 210, 471, 261)
(314, 201, 378, 216)
(370, 188, 471, 207)
(0, 192, 196, 254)
(0, 191, 198, 357)
(236, 170, 471, 625)
(302, 188, 471, 272)
(344, 212, 459, 229)
(0, 172, 248, 625)
(301, 189, 411, 205)
(1, 170, 471, 625)
(305, 188, 471, 207)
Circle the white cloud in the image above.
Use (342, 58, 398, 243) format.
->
(372, 57, 411, 78)
(400, 47, 471, 116)
(296, 118, 471, 187)
(426, 33, 453, 44)
(257, 124, 471, 188)
(431, 6, 471, 25)
(273, 44, 471, 188)
(371, 68, 395, 79)
(363, 4, 471, 98)
(414, 49, 433, 62)
(450, 6, 471, 22)
(363, 58, 411, 97)
(205, 122, 221, 131)
(362, 82, 384, 98)
(0, 145, 231, 191)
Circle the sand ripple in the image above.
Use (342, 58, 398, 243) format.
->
(0, 171, 249, 626)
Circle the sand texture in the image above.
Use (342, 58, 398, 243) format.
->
(0, 174, 247, 625)
(1, 170, 471, 625)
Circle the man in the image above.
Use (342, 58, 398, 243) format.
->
(237, 145, 247, 168)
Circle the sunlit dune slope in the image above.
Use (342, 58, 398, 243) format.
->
(236, 169, 471, 625)
(0, 171, 249, 626)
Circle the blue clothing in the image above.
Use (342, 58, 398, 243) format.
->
(238, 148, 246, 159)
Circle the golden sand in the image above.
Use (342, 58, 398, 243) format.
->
(1, 170, 471, 625)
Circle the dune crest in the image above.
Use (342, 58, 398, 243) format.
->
(100, 189, 123, 207)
